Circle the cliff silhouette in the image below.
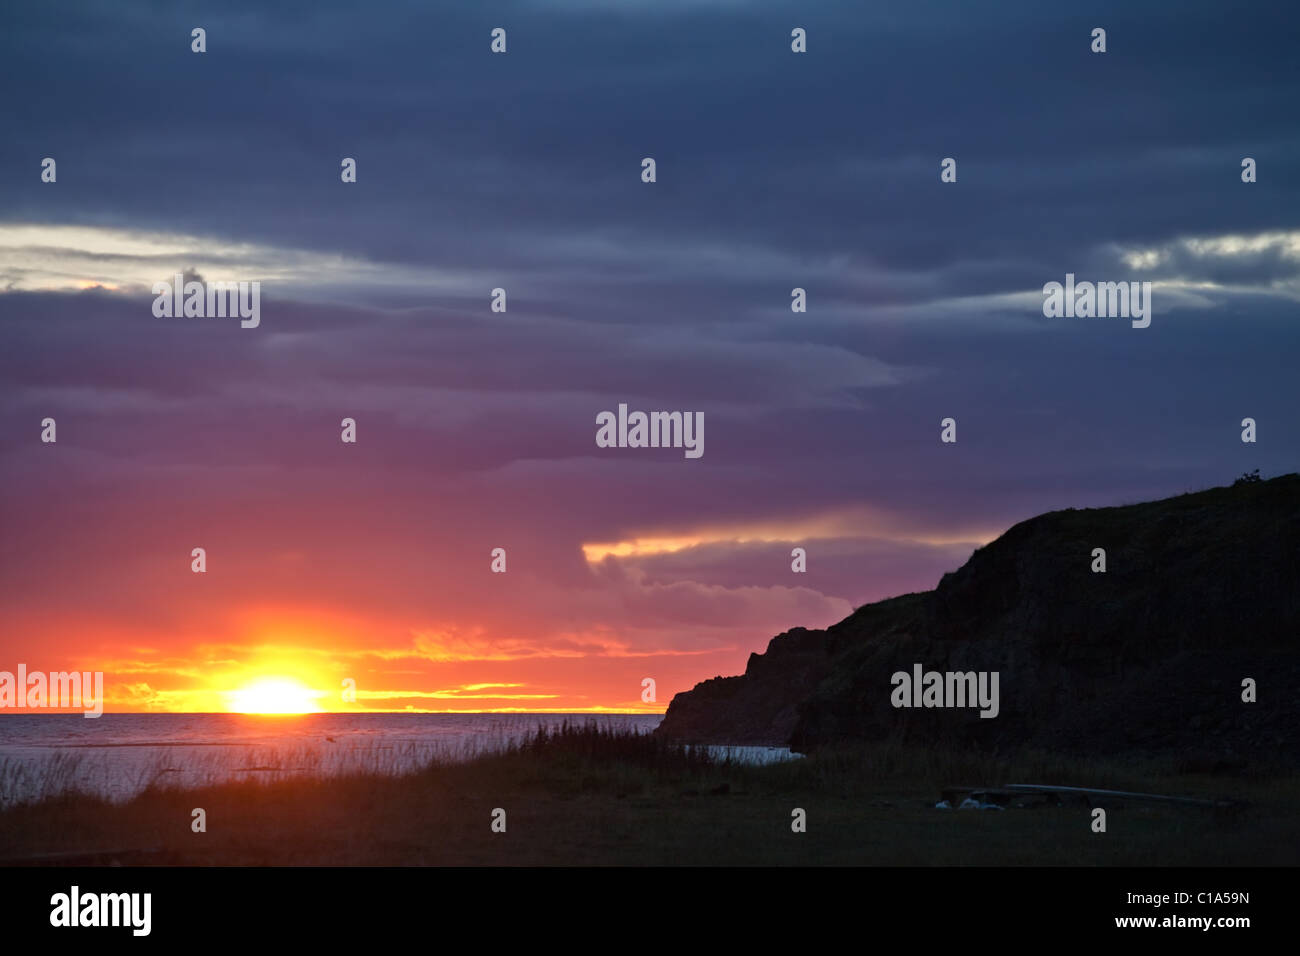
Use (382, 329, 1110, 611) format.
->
(657, 473, 1300, 766)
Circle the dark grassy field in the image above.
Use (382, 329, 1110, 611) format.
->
(1, 724, 1294, 866)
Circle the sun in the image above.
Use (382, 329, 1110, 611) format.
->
(226, 677, 321, 714)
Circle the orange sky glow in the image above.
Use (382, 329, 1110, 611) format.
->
(0, 462, 988, 715)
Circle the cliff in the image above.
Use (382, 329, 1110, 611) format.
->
(656, 474, 1300, 764)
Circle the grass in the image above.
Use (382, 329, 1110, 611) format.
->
(0, 722, 1295, 866)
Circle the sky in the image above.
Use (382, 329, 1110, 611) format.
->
(1, 0, 1297, 714)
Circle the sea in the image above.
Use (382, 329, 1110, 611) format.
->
(0, 713, 797, 808)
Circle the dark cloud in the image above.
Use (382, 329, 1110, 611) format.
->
(0, 0, 1297, 703)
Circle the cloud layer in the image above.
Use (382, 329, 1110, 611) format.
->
(1, 0, 1297, 711)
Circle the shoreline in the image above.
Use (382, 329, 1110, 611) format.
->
(1, 725, 1293, 867)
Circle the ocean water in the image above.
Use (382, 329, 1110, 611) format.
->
(0, 713, 796, 807)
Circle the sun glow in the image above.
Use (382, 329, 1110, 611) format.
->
(226, 677, 321, 714)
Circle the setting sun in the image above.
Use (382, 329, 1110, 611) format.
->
(226, 678, 321, 714)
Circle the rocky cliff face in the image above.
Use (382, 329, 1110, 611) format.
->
(656, 475, 1300, 763)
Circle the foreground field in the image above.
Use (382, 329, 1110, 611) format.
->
(0, 725, 1293, 866)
